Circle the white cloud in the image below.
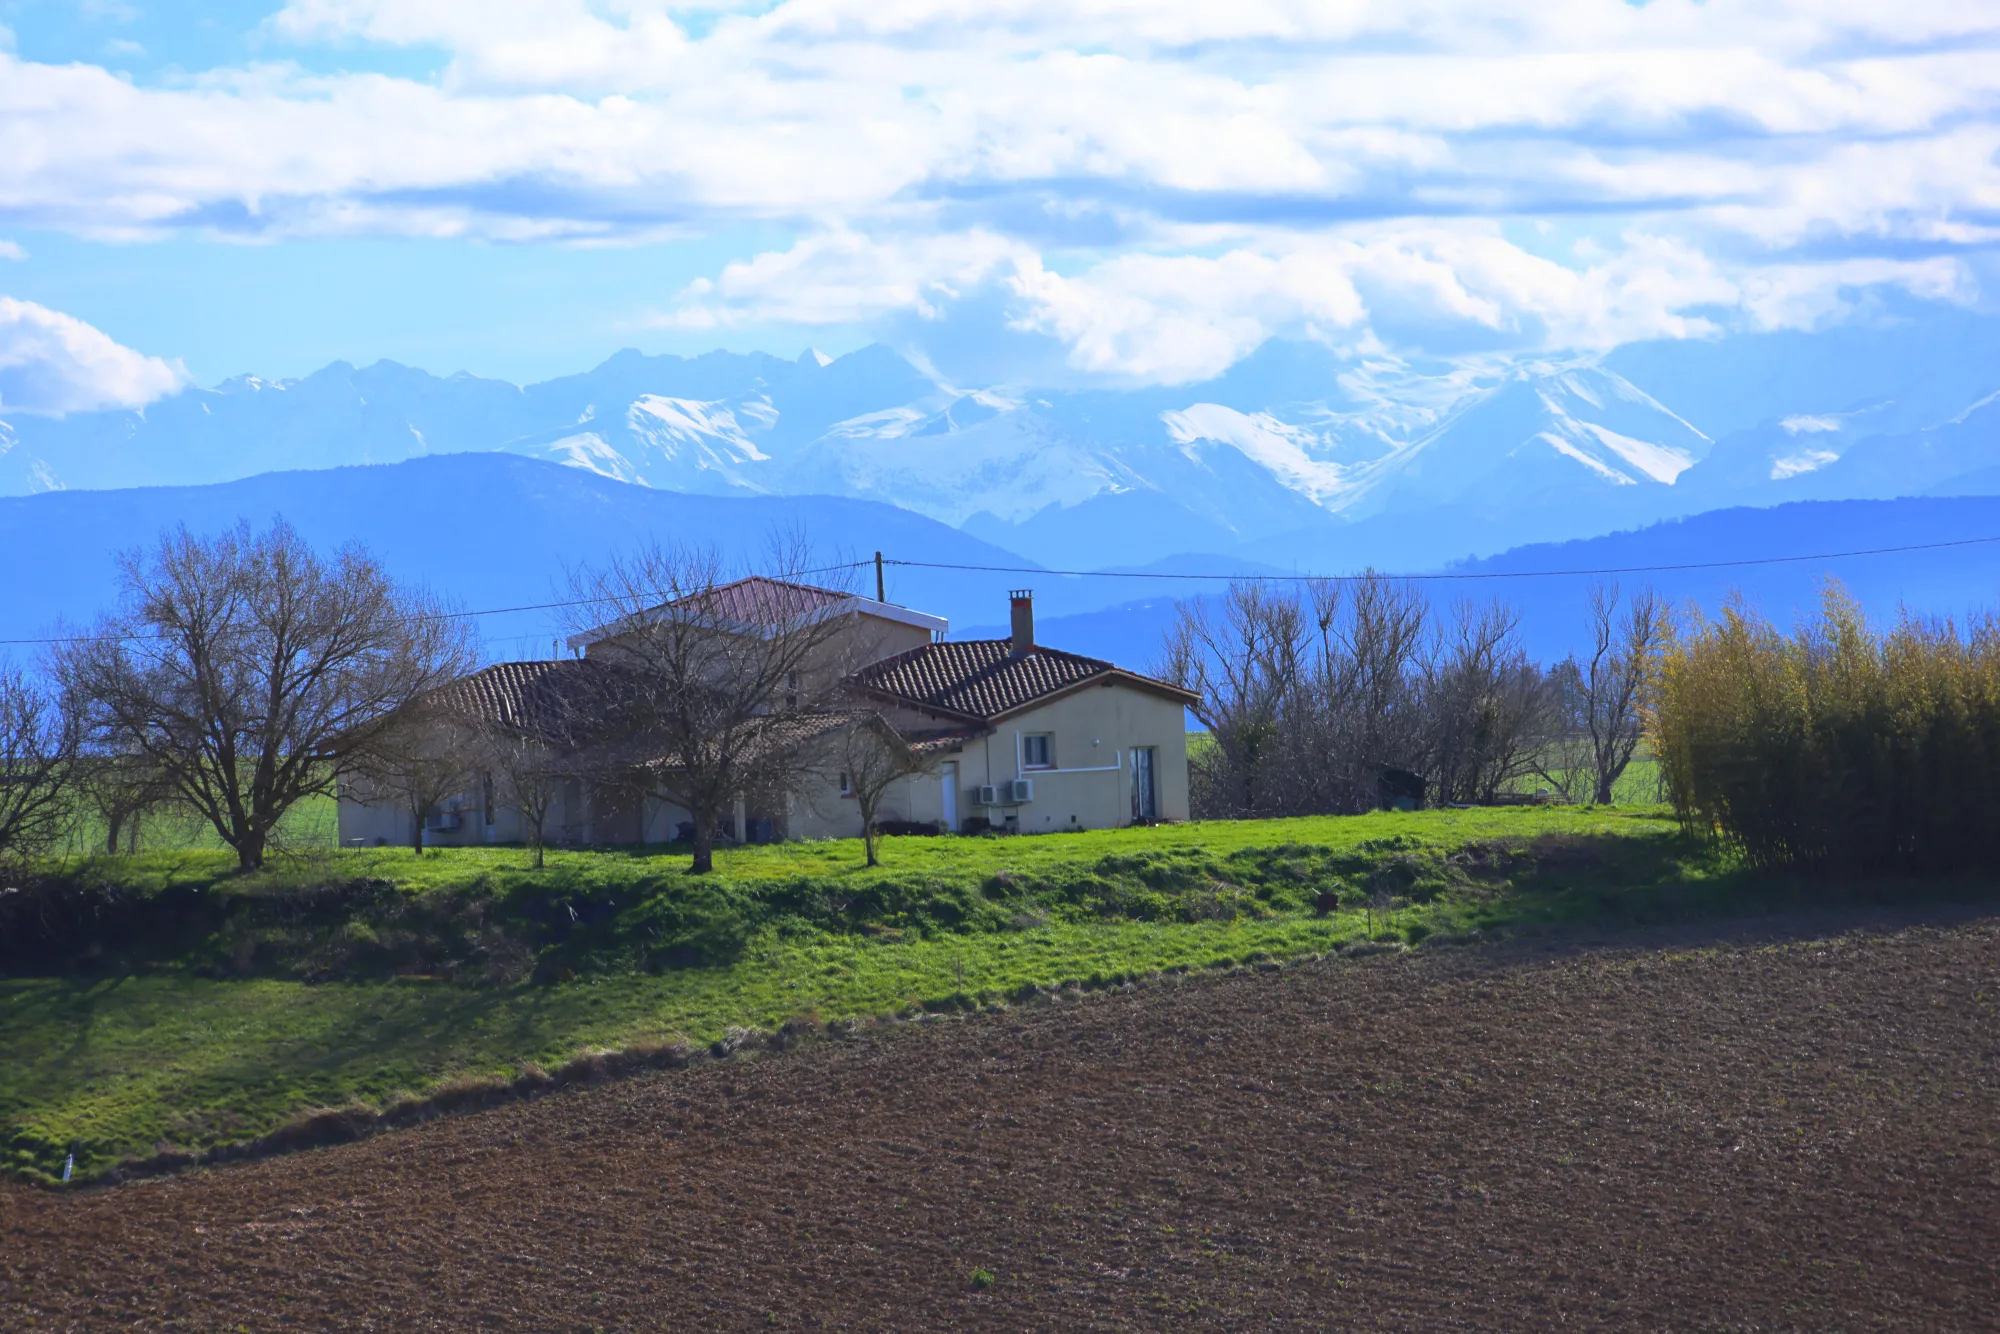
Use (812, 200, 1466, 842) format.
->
(661, 229, 1031, 328)
(1, 2, 1994, 244)
(0, 240, 23, 261)
(1, 0, 1997, 380)
(1737, 257, 1978, 330)
(1008, 248, 1365, 382)
(652, 223, 1987, 382)
(999, 232, 1748, 381)
(0, 297, 185, 414)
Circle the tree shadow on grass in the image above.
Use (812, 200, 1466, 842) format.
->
(0, 976, 138, 1093)
(1473, 866, 2000, 962)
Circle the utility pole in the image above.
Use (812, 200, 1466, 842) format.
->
(875, 550, 886, 603)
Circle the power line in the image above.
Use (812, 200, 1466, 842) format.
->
(0, 560, 876, 652)
(884, 533, 2000, 584)
(3, 534, 1994, 649)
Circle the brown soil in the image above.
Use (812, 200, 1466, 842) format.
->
(5, 917, 1998, 1331)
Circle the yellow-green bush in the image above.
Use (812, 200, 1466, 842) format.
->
(1651, 582, 2000, 874)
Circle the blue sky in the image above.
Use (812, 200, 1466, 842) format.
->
(1, 0, 1998, 405)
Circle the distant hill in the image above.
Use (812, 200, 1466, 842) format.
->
(0, 454, 1046, 656)
(980, 496, 2000, 669)
(9, 456, 1999, 680)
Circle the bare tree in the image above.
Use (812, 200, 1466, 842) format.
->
(1422, 601, 1550, 806)
(0, 666, 79, 864)
(76, 747, 176, 855)
(1163, 575, 1570, 816)
(825, 715, 934, 867)
(58, 521, 475, 870)
(477, 724, 577, 870)
(1157, 582, 1305, 817)
(1530, 657, 1590, 803)
(356, 700, 480, 854)
(1160, 574, 1434, 818)
(1308, 575, 1431, 811)
(1577, 583, 1666, 804)
(564, 541, 867, 874)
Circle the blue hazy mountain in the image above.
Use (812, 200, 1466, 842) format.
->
(976, 495, 2000, 668)
(7, 455, 1997, 682)
(0, 454, 1046, 655)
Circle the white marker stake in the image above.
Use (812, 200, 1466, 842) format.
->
(62, 1152, 73, 1183)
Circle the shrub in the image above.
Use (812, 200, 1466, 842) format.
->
(1653, 582, 2000, 876)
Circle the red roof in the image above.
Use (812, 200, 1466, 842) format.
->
(854, 640, 1196, 722)
(667, 576, 853, 626)
(431, 660, 632, 741)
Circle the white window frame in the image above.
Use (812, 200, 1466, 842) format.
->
(1021, 733, 1054, 770)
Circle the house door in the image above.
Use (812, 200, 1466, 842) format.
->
(1130, 747, 1157, 822)
(941, 762, 959, 833)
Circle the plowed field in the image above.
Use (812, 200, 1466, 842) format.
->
(6, 916, 1997, 1331)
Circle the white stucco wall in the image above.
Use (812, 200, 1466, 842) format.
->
(874, 681, 1190, 833)
(337, 772, 697, 849)
(336, 678, 1190, 847)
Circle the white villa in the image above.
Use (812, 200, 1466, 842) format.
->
(336, 583, 1194, 847)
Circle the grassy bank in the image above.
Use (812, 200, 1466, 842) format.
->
(2, 806, 1762, 1183)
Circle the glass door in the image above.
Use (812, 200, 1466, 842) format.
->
(1130, 747, 1157, 822)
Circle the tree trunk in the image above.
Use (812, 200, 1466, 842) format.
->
(528, 808, 552, 872)
(236, 830, 266, 871)
(410, 805, 426, 854)
(104, 809, 124, 856)
(689, 807, 715, 875)
(1593, 743, 1619, 805)
(856, 795, 880, 866)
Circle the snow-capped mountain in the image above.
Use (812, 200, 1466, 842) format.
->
(1363, 368, 1711, 513)
(6, 315, 2000, 572)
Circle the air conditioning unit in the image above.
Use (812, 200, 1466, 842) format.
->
(423, 811, 462, 832)
(1007, 778, 1034, 804)
(976, 784, 1001, 807)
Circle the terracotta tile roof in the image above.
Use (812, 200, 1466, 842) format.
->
(431, 660, 633, 742)
(669, 576, 853, 626)
(854, 640, 1195, 722)
(903, 726, 985, 756)
(574, 576, 862, 652)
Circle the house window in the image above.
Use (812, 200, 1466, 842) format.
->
(786, 672, 800, 709)
(839, 772, 854, 797)
(1022, 734, 1053, 769)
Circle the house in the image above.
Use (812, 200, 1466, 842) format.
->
(335, 582, 1194, 848)
(800, 591, 1195, 836)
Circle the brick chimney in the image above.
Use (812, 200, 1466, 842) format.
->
(1009, 589, 1035, 654)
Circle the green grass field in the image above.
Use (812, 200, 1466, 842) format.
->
(56, 791, 340, 858)
(2, 805, 1770, 1183)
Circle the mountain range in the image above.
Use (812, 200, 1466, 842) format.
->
(6, 454, 1999, 674)
(994, 495, 2000, 668)
(6, 305, 1998, 574)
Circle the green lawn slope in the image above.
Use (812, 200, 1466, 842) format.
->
(5, 807, 1750, 1183)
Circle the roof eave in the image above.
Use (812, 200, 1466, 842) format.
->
(986, 668, 1200, 722)
(856, 684, 991, 726)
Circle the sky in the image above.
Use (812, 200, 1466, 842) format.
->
(1, 0, 1998, 408)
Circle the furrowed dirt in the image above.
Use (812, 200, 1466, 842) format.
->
(5, 917, 1997, 1331)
